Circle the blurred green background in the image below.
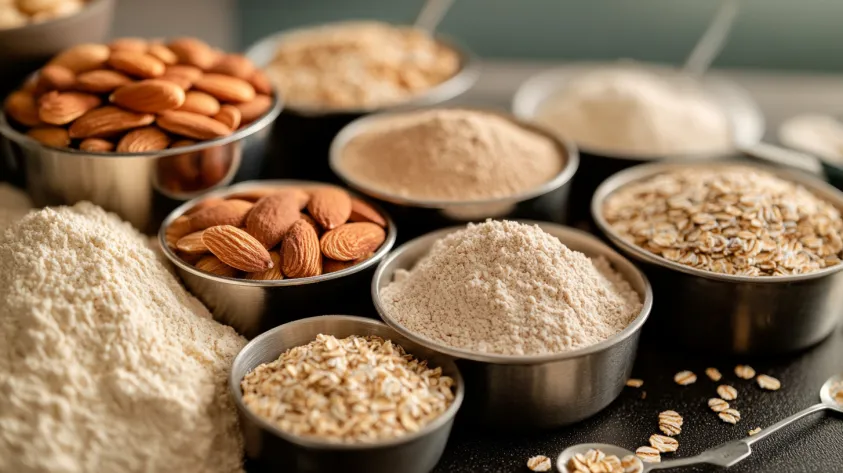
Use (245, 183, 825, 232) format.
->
(238, 0, 843, 71)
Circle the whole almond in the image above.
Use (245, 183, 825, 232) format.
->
(164, 64, 203, 82)
(203, 225, 273, 272)
(184, 197, 225, 215)
(308, 187, 352, 230)
(79, 138, 115, 152)
(177, 251, 204, 265)
(108, 50, 166, 78)
(349, 198, 387, 227)
(210, 54, 255, 79)
(110, 79, 186, 113)
(176, 230, 208, 254)
(75, 69, 133, 93)
(165, 215, 192, 248)
(157, 110, 232, 140)
(177, 91, 220, 116)
(235, 94, 272, 124)
(36, 65, 75, 93)
(148, 43, 178, 65)
(69, 106, 155, 138)
(320, 222, 386, 261)
(226, 187, 309, 208)
(49, 43, 110, 73)
(159, 75, 192, 90)
(214, 104, 241, 130)
(322, 257, 355, 274)
(247, 70, 273, 95)
(4, 90, 42, 126)
(26, 126, 70, 148)
(167, 152, 200, 183)
(38, 91, 101, 125)
(193, 73, 256, 103)
(281, 220, 322, 278)
(168, 37, 216, 70)
(116, 126, 170, 153)
(245, 252, 283, 281)
(194, 254, 238, 278)
(187, 199, 253, 230)
(109, 37, 148, 52)
(245, 193, 301, 249)
(300, 213, 320, 234)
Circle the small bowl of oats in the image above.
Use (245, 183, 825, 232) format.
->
(230, 315, 463, 473)
(593, 161, 843, 355)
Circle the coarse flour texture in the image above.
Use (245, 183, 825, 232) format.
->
(0, 203, 247, 473)
(380, 220, 642, 356)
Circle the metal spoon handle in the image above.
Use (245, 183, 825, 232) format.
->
(744, 403, 828, 446)
(683, 0, 739, 77)
(414, 0, 456, 33)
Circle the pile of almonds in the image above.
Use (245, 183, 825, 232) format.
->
(3, 37, 274, 153)
(0, 0, 87, 30)
(165, 184, 388, 280)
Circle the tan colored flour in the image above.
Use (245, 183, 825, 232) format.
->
(339, 109, 564, 202)
(0, 203, 246, 473)
(380, 220, 642, 356)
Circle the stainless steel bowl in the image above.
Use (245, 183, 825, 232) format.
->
(230, 315, 464, 473)
(372, 221, 653, 428)
(0, 95, 281, 233)
(244, 22, 480, 182)
(159, 181, 397, 338)
(591, 161, 843, 355)
(330, 108, 580, 242)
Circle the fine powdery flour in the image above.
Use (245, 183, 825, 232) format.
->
(0, 203, 246, 473)
(380, 220, 642, 356)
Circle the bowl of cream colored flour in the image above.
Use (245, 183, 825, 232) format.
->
(372, 219, 653, 428)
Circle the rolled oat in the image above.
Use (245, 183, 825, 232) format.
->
(635, 446, 661, 463)
(708, 398, 730, 412)
(719, 408, 741, 424)
(717, 384, 738, 401)
(674, 370, 697, 386)
(527, 455, 552, 472)
(626, 378, 644, 388)
(756, 374, 781, 391)
(735, 365, 756, 379)
(622, 455, 644, 473)
(649, 434, 679, 453)
(705, 367, 723, 382)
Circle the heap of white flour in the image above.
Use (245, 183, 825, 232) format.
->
(380, 220, 642, 356)
(0, 203, 246, 473)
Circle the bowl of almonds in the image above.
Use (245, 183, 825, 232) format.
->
(0, 36, 281, 232)
(159, 180, 396, 338)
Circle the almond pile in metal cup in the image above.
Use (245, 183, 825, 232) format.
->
(0, 0, 88, 29)
(602, 165, 843, 276)
(2, 37, 275, 193)
(380, 220, 642, 356)
(165, 185, 388, 280)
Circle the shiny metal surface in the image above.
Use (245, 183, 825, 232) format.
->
(372, 222, 653, 427)
(591, 161, 843, 355)
(159, 181, 397, 338)
(0, 97, 281, 233)
(230, 315, 464, 473)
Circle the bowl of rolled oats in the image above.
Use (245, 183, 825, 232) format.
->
(230, 315, 463, 473)
(593, 161, 843, 355)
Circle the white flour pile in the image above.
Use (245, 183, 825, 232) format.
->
(0, 203, 247, 473)
(380, 220, 642, 355)
(536, 67, 733, 155)
(338, 109, 564, 201)
(0, 183, 32, 228)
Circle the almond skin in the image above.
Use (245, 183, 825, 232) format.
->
(159, 74, 192, 90)
(177, 91, 220, 116)
(194, 254, 239, 278)
(203, 225, 273, 272)
(176, 230, 209, 254)
(4, 90, 42, 127)
(26, 126, 70, 148)
(107, 50, 166, 78)
(209, 54, 255, 79)
(109, 37, 148, 52)
(110, 79, 186, 113)
(235, 94, 273, 124)
(245, 193, 301, 249)
(281, 219, 322, 278)
(184, 197, 225, 215)
(165, 215, 192, 248)
(116, 126, 170, 153)
(69, 106, 155, 138)
(226, 187, 309, 208)
(322, 257, 355, 274)
(214, 105, 241, 130)
(148, 43, 178, 65)
(49, 43, 110, 73)
(193, 73, 256, 103)
(300, 213, 321, 235)
(156, 110, 232, 140)
(187, 199, 253, 230)
(79, 138, 115, 152)
(168, 38, 216, 70)
(199, 148, 229, 187)
(308, 187, 352, 230)
(36, 65, 76, 93)
(247, 70, 273, 95)
(245, 252, 283, 281)
(349, 198, 387, 227)
(320, 222, 386, 261)
(163, 64, 203, 82)
(38, 91, 101, 125)
(75, 69, 133, 93)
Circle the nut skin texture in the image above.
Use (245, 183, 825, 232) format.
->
(110, 79, 186, 113)
(68, 106, 155, 138)
(176, 230, 209, 254)
(194, 254, 238, 278)
(26, 127, 70, 148)
(116, 126, 170, 153)
(193, 73, 256, 104)
(38, 91, 101, 125)
(168, 37, 217, 70)
(177, 91, 220, 116)
(282, 220, 322, 278)
(245, 193, 301, 249)
(4, 90, 42, 127)
(107, 50, 166, 79)
(214, 105, 241, 130)
(148, 43, 178, 65)
(156, 110, 232, 140)
(75, 70, 134, 93)
(235, 94, 272, 124)
(307, 187, 352, 230)
(245, 252, 283, 281)
(187, 199, 253, 231)
(210, 54, 255, 79)
(320, 222, 386, 261)
(79, 138, 115, 152)
(202, 225, 273, 272)
(349, 198, 386, 227)
(48, 43, 110, 73)
(36, 65, 76, 93)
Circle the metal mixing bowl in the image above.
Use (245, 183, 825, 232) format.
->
(159, 180, 397, 338)
(0, 95, 281, 233)
(230, 315, 464, 473)
(244, 22, 480, 183)
(372, 221, 653, 428)
(330, 108, 579, 242)
(591, 161, 843, 355)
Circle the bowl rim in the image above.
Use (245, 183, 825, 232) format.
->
(511, 61, 766, 161)
(328, 106, 580, 208)
(158, 179, 398, 286)
(228, 314, 465, 450)
(0, 0, 112, 35)
(0, 90, 283, 159)
(242, 20, 480, 117)
(591, 160, 843, 284)
(371, 220, 654, 365)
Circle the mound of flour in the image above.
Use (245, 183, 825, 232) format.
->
(0, 203, 246, 473)
(380, 220, 642, 356)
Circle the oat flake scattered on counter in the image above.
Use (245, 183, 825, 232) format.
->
(626, 378, 644, 388)
(527, 455, 552, 472)
(0, 203, 247, 473)
(705, 367, 723, 382)
(380, 220, 642, 356)
(717, 384, 738, 401)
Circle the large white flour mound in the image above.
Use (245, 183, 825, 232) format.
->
(0, 203, 246, 473)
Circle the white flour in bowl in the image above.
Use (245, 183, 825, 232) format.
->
(379, 220, 642, 356)
(0, 203, 246, 473)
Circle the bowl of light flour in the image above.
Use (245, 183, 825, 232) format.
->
(372, 219, 652, 427)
